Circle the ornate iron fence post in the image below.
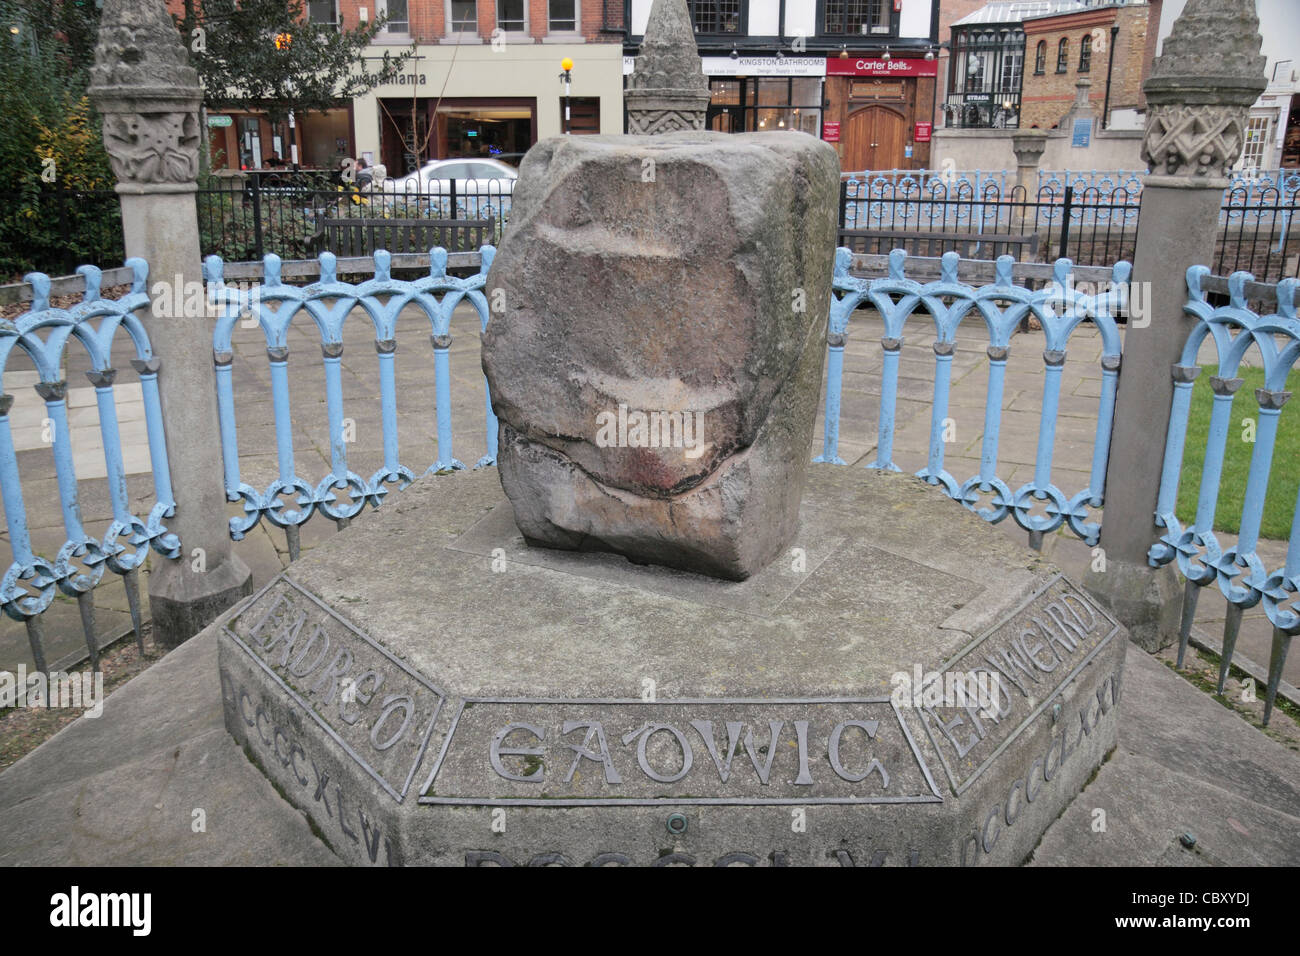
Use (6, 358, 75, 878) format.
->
(1084, 0, 1266, 651)
(88, 0, 252, 647)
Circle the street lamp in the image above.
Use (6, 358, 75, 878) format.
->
(560, 57, 574, 135)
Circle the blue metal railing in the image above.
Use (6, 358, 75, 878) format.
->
(1149, 268, 1300, 724)
(0, 262, 179, 669)
(204, 246, 497, 559)
(817, 248, 1128, 550)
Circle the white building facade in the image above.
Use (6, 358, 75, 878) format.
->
(624, 0, 944, 171)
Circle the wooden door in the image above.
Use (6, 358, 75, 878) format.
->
(843, 106, 907, 172)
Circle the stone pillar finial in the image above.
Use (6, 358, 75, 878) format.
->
(1073, 77, 1092, 111)
(625, 0, 710, 135)
(88, 0, 204, 192)
(1140, 0, 1267, 185)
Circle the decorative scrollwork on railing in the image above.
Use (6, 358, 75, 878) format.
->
(0, 261, 179, 662)
(817, 248, 1127, 548)
(1149, 269, 1300, 632)
(206, 246, 496, 544)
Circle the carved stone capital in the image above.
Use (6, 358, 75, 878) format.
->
(625, 102, 710, 135)
(88, 0, 203, 190)
(1139, 0, 1266, 185)
(1141, 102, 1252, 184)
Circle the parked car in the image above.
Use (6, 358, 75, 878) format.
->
(377, 158, 518, 198)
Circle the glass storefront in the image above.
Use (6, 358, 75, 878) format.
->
(705, 76, 822, 135)
(945, 25, 1025, 129)
(439, 106, 534, 162)
(379, 98, 536, 173)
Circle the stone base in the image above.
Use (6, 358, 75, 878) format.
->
(209, 466, 1125, 866)
(1084, 558, 1182, 652)
(150, 555, 253, 649)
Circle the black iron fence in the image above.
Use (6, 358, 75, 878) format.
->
(4, 173, 1294, 282)
(0, 186, 124, 281)
(838, 180, 1141, 268)
(196, 170, 514, 262)
(1217, 185, 1298, 284)
(0, 172, 516, 280)
(839, 177, 1300, 281)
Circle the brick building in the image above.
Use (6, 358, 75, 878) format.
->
(172, 0, 625, 172)
(1019, 1, 1157, 132)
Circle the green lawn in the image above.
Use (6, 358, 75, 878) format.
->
(1175, 364, 1300, 540)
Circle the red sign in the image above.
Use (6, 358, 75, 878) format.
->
(914, 121, 932, 142)
(825, 57, 938, 78)
(822, 121, 841, 143)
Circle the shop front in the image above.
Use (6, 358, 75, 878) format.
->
(823, 55, 938, 172)
(353, 43, 625, 176)
(205, 107, 355, 172)
(698, 56, 826, 136)
(376, 98, 537, 175)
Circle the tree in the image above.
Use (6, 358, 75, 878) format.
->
(177, 0, 413, 126)
(0, 0, 117, 277)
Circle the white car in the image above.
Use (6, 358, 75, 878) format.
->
(378, 158, 518, 197)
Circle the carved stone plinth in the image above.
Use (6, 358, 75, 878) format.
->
(211, 466, 1125, 866)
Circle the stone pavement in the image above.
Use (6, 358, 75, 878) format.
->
(0, 513, 1295, 867)
(2, 302, 1295, 692)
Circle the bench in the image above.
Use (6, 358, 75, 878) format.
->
(837, 228, 1040, 260)
(315, 218, 495, 256)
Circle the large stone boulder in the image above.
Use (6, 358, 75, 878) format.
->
(481, 131, 839, 579)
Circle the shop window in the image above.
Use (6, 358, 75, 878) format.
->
(945, 25, 1024, 130)
(704, 76, 822, 135)
(1056, 37, 1068, 73)
(1078, 34, 1091, 72)
(549, 0, 577, 32)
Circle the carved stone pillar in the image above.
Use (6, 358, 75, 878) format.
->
(1084, 0, 1265, 650)
(89, 0, 252, 647)
(1011, 130, 1047, 195)
(624, 0, 710, 135)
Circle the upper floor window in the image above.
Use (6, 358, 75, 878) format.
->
(307, 0, 337, 26)
(1000, 48, 1022, 92)
(497, 0, 525, 31)
(1033, 40, 1046, 74)
(823, 0, 890, 35)
(380, 0, 409, 32)
(450, 0, 476, 32)
(1055, 37, 1068, 72)
(688, 0, 743, 34)
(549, 0, 577, 32)
(1078, 34, 1091, 72)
